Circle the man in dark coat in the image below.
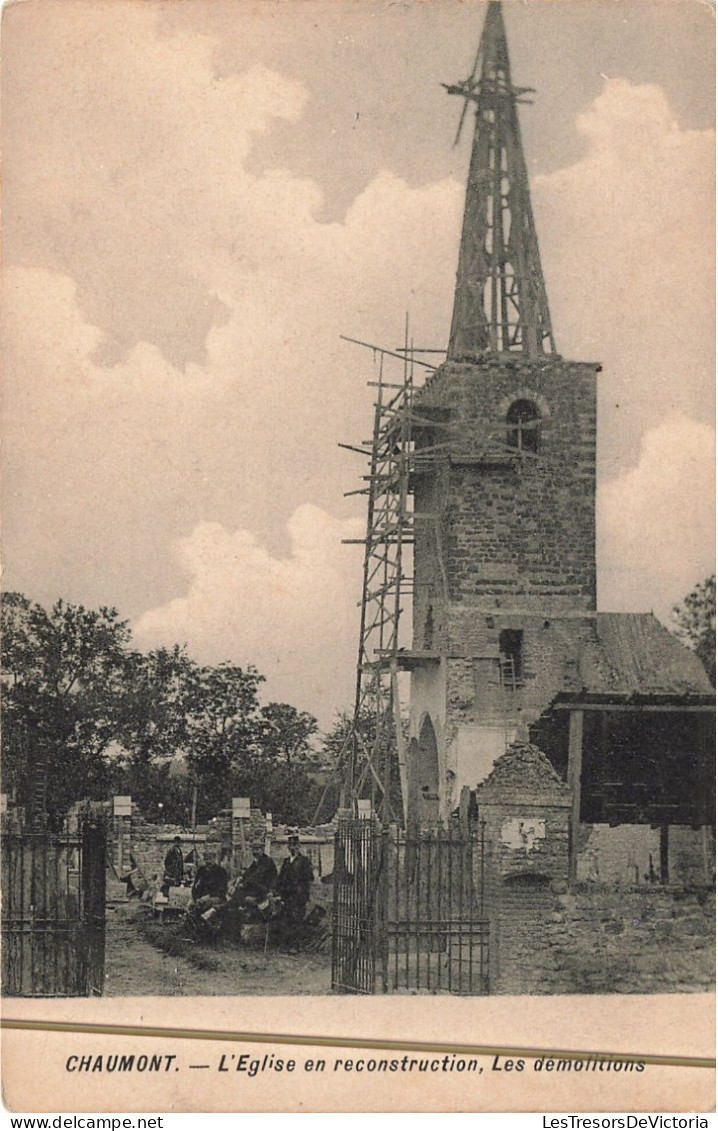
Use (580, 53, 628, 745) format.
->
(191, 850, 229, 903)
(232, 842, 278, 905)
(184, 847, 230, 936)
(161, 836, 184, 897)
(275, 832, 314, 925)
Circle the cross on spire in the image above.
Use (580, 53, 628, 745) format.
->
(445, 1, 556, 360)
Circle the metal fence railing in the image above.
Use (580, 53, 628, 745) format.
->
(332, 819, 490, 995)
(1, 822, 106, 997)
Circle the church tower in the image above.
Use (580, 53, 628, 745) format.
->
(406, 1, 600, 825)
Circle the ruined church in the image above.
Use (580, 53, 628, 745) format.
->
(398, 2, 714, 883)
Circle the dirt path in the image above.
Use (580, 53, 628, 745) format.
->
(104, 902, 331, 996)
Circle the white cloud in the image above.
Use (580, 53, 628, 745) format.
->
(533, 77, 715, 478)
(133, 505, 364, 725)
(2, 37, 714, 727)
(598, 414, 715, 621)
(4, 4, 310, 367)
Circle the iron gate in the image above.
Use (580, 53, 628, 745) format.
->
(331, 819, 383, 993)
(1, 821, 106, 997)
(332, 819, 490, 994)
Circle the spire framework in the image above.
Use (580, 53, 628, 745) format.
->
(445, 1, 555, 361)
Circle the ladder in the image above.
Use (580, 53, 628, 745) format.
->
(497, 656, 517, 695)
(497, 656, 517, 748)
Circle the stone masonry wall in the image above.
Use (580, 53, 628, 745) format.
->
(110, 811, 212, 884)
(109, 803, 265, 883)
(482, 801, 570, 882)
(444, 615, 595, 730)
(476, 741, 571, 883)
(492, 883, 715, 995)
(108, 803, 333, 904)
(409, 356, 598, 815)
(415, 356, 598, 613)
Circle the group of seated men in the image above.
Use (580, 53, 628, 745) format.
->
(183, 832, 314, 936)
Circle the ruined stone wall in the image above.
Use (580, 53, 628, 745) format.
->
(492, 883, 715, 995)
(479, 751, 715, 993)
(444, 616, 595, 726)
(108, 802, 334, 894)
(110, 810, 212, 883)
(434, 616, 600, 796)
(109, 804, 266, 882)
(483, 802, 570, 882)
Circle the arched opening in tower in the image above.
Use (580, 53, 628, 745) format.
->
(506, 398, 541, 453)
(415, 714, 440, 826)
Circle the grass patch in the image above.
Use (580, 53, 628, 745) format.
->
(135, 915, 221, 972)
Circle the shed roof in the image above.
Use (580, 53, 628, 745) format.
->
(574, 613, 714, 700)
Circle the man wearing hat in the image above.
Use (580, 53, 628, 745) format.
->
(275, 830, 314, 925)
(230, 840, 278, 913)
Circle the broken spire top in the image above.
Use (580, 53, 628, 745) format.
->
(446, 1, 556, 361)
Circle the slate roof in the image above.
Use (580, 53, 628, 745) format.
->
(573, 612, 714, 701)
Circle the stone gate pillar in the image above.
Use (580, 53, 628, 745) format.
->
(476, 741, 571, 993)
(476, 741, 571, 882)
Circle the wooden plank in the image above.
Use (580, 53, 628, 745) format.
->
(340, 334, 436, 370)
(553, 701, 714, 712)
(567, 710, 583, 883)
(390, 664, 409, 823)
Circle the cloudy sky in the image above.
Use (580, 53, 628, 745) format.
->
(2, 0, 714, 727)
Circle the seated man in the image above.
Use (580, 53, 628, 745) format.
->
(184, 848, 230, 935)
(191, 849, 229, 904)
(274, 832, 314, 926)
(229, 841, 278, 917)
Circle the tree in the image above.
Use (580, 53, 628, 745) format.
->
(1, 592, 131, 818)
(117, 645, 196, 767)
(109, 646, 198, 825)
(227, 761, 322, 827)
(1, 589, 333, 827)
(181, 686, 324, 824)
(259, 702, 318, 765)
(183, 662, 266, 820)
(108, 758, 192, 826)
(671, 574, 716, 686)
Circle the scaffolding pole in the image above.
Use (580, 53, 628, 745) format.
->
(313, 326, 438, 827)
